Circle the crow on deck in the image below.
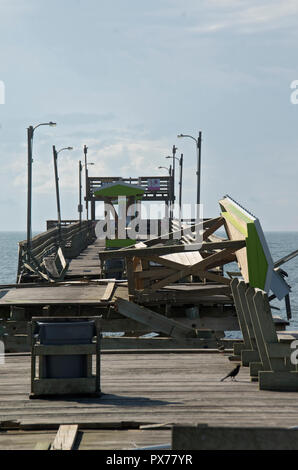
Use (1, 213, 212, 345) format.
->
(220, 364, 240, 382)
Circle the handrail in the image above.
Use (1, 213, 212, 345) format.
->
(17, 221, 95, 282)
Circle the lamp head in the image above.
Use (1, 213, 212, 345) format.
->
(49, 122, 57, 127)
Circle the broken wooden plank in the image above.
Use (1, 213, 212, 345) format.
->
(144, 248, 235, 293)
(50, 424, 78, 450)
(115, 298, 197, 338)
(101, 281, 115, 301)
(136, 216, 224, 248)
(202, 217, 225, 241)
(98, 240, 246, 260)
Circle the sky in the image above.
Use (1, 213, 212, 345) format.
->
(0, 0, 298, 231)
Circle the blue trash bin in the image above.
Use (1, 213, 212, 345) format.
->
(37, 321, 95, 379)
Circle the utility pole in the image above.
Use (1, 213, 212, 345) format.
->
(172, 144, 177, 208)
(84, 145, 88, 220)
(52, 145, 61, 235)
(27, 126, 34, 255)
(52, 145, 73, 237)
(196, 132, 202, 207)
(78, 161, 83, 224)
(179, 153, 183, 216)
(177, 131, 202, 208)
(26, 122, 56, 261)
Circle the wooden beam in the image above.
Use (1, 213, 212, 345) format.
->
(146, 255, 187, 270)
(99, 244, 190, 259)
(202, 217, 225, 241)
(98, 240, 246, 259)
(198, 253, 237, 270)
(116, 216, 223, 250)
(196, 270, 231, 285)
(101, 337, 218, 349)
(101, 281, 115, 301)
(191, 247, 237, 272)
(50, 424, 78, 450)
(144, 267, 191, 293)
(146, 248, 235, 293)
(115, 298, 197, 338)
(126, 257, 136, 295)
(134, 268, 175, 280)
(200, 240, 246, 252)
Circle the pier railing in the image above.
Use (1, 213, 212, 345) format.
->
(17, 220, 96, 283)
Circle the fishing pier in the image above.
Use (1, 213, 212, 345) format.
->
(0, 172, 297, 449)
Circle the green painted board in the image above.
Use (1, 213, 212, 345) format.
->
(219, 195, 290, 300)
(106, 239, 136, 248)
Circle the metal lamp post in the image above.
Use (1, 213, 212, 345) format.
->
(158, 164, 173, 219)
(158, 165, 172, 176)
(27, 122, 56, 259)
(166, 145, 177, 205)
(177, 132, 202, 207)
(83, 145, 89, 220)
(53, 146, 73, 235)
(166, 153, 183, 215)
(79, 161, 94, 224)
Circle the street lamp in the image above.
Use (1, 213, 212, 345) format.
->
(158, 164, 174, 219)
(83, 145, 90, 220)
(27, 121, 56, 259)
(53, 146, 73, 236)
(158, 165, 172, 175)
(79, 161, 94, 224)
(166, 153, 183, 215)
(177, 131, 202, 207)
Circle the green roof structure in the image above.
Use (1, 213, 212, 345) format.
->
(93, 182, 145, 199)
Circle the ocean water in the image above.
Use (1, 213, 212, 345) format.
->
(0, 231, 297, 329)
(0, 232, 26, 285)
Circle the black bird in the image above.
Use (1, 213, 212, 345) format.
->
(220, 364, 240, 382)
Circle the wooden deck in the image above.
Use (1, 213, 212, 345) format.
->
(65, 239, 104, 279)
(1, 351, 298, 449)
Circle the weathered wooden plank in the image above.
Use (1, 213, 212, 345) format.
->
(98, 240, 246, 260)
(5, 352, 298, 433)
(144, 248, 234, 293)
(0, 285, 109, 305)
(202, 216, 225, 241)
(102, 337, 218, 349)
(101, 282, 115, 301)
(115, 298, 197, 338)
(196, 271, 231, 285)
(134, 268, 174, 280)
(50, 424, 78, 450)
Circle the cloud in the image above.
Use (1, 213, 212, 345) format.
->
(9, 133, 171, 195)
(189, 0, 298, 34)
